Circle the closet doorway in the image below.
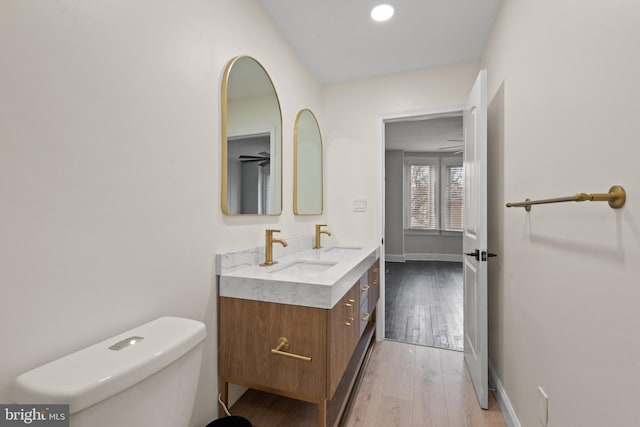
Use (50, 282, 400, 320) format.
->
(383, 113, 464, 351)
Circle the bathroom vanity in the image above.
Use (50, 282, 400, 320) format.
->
(217, 241, 380, 427)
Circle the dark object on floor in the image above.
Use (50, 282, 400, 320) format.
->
(206, 415, 253, 427)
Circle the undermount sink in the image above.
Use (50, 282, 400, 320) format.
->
(322, 246, 363, 253)
(269, 260, 338, 276)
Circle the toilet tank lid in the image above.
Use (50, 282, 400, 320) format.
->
(13, 316, 206, 414)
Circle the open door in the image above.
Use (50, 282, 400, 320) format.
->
(463, 69, 489, 409)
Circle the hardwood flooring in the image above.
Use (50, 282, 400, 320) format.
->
(385, 261, 463, 351)
(227, 340, 507, 427)
(343, 340, 506, 427)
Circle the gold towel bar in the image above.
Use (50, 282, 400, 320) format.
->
(271, 337, 312, 362)
(506, 185, 626, 211)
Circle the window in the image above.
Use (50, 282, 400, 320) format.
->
(405, 156, 464, 232)
(406, 158, 439, 230)
(442, 159, 464, 231)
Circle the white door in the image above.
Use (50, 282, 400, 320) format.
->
(463, 70, 489, 409)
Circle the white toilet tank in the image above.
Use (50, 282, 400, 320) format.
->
(13, 316, 206, 427)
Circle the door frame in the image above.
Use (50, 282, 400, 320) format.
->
(375, 105, 464, 341)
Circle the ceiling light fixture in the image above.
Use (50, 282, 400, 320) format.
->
(371, 4, 394, 22)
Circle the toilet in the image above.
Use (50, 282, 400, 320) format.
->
(13, 316, 206, 427)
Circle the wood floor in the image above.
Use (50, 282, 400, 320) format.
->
(343, 340, 506, 427)
(385, 261, 463, 351)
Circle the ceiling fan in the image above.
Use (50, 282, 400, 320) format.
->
(239, 151, 270, 166)
(439, 139, 463, 154)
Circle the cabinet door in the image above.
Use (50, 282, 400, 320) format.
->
(368, 259, 380, 314)
(219, 297, 328, 401)
(359, 272, 370, 336)
(327, 282, 360, 398)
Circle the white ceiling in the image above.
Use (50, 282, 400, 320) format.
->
(386, 115, 463, 152)
(256, 0, 502, 85)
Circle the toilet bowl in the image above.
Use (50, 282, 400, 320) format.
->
(13, 316, 206, 427)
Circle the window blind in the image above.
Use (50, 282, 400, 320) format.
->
(409, 164, 437, 229)
(443, 164, 464, 231)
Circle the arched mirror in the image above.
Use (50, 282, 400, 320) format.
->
(294, 109, 323, 215)
(221, 56, 282, 215)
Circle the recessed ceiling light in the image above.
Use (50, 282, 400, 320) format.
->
(371, 4, 394, 22)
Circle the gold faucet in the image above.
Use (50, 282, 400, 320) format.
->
(313, 224, 332, 249)
(260, 229, 288, 266)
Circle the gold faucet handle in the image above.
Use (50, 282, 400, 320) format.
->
(266, 229, 281, 238)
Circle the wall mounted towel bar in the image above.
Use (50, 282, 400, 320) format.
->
(506, 185, 626, 211)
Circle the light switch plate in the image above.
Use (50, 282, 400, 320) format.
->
(353, 199, 367, 212)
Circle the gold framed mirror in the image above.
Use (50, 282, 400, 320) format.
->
(221, 56, 282, 215)
(293, 109, 323, 215)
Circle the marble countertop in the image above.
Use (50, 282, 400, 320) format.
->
(218, 244, 380, 309)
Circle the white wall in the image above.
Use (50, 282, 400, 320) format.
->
(385, 150, 404, 257)
(403, 232, 462, 261)
(483, 1, 640, 426)
(0, 1, 323, 425)
(323, 63, 481, 246)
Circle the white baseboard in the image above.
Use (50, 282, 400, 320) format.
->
(384, 254, 405, 262)
(404, 253, 463, 262)
(384, 253, 463, 263)
(489, 362, 522, 427)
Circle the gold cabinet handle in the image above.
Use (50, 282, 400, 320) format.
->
(361, 312, 370, 321)
(345, 299, 356, 326)
(270, 337, 312, 362)
(372, 267, 379, 285)
(361, 284, 370, 291)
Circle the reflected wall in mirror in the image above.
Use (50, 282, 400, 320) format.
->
(222, 56, 282, 215)
(294, 109, 323, 215)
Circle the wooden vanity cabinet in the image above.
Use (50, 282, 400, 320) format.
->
(327, 283, 360, 397)
(220, 280, 361, 401)
(219, 297, 328, 401)
(219, 257, 380, 427)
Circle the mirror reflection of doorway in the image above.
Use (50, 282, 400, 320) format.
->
(227, 132, 273, 215)
(384, 114, 464, 351)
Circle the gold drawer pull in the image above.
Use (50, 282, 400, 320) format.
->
(361, 284, 370, 291)
(361, 312, 370, 321)
(271, 337, 312, 362)
(345, 299, 356, 326)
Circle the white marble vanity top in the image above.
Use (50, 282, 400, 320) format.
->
(217, 241, 379, 309)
